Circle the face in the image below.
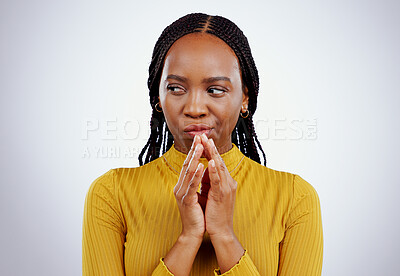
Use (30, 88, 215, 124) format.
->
(158, 32, 249, 154)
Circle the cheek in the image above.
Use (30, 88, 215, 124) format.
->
(163, 97, 181, 116)
(227, 100, 242, 127)
(162, 97, 183, 129)
(217, 108, 240, 131)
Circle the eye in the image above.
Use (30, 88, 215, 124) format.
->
(167, 85, 185, 95)
(208, 87, 226, 96)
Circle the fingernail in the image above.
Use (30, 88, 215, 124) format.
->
(210, 138, 215, 148)
(210, 159, 215, 167)
(201, 133, 207, 139)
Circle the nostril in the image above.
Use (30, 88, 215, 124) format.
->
(185, 113, 206, 119)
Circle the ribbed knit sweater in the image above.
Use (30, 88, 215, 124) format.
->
(82, 143, 323, 275)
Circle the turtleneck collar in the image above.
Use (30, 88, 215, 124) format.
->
(162, 143, 245, 176)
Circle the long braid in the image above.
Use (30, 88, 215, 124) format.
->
(139, 13, 267, 166)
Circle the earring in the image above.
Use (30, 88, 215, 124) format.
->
(155, 102, 163, 112)
(240, 109, 249, 118)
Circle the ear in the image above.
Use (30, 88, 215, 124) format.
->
(241, 86, 249, 111)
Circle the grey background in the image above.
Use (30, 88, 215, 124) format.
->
(1, 0, 399, 275)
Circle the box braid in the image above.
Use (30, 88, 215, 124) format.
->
(139, 13, 267, 166)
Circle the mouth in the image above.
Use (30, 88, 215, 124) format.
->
(183, 124, 213, 138)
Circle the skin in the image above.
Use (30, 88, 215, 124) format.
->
(158, 32, 249, 155)
(158, 32, 249, 275)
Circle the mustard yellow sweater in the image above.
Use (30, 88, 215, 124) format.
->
(83, 143, 323, 275)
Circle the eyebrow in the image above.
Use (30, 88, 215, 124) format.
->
(166, 74, 232, 83)
(166, 74, 187, 82)
(202, 76, 232, 84)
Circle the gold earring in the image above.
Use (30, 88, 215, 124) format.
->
(155, 102, 163, 112)
(240, 109, 249, 118)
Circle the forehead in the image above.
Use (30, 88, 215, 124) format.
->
(163, 33, 240, 77)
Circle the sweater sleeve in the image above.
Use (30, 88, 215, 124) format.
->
(212, 250, 260, 275)
(278, 175, 323, 275)
(83, 170, 175, 276)
(82, 170, 126, 276)
(151, 259, 175, 275)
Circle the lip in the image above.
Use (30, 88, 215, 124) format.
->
(184, 124, 212, 132)
(184, 124, 213, 138)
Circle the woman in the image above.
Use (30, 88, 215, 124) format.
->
(83, 13, 323, 275)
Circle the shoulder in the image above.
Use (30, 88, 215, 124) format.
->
(87, 169, 118, 197)
(241, 156, 320, 202)
(85, 169, 124, 209)
(289, 175, 321, 219)
(242, 158, 321, 223)
(291, 175, 320, 201)
(87, 156, 167, 195)
(240, 156, 295, 187)
(114, 156, 167, 183)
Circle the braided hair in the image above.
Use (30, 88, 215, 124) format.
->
(139, 13, 267, 166)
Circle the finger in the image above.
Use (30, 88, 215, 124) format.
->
(208, 138, 229, 177)
(209, 138, 232, 192)
(175, 135, 201, 191)
(178, 143, 202, 193)
(175, 141, 200, 195)
(176, 143, 204, 197)
(208, 159, 221, 196)
(181, 135, 201, 172)
(199, 133, 213, 160)
(184, 162, 204, 201)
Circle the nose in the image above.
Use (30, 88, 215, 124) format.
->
(183, 90, 208, 119)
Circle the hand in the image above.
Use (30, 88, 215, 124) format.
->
(198, 134, 244, 273)
(198, 134, 238, 239)
(173, 135, 206, 241)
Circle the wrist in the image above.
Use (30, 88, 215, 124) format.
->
(178, 232, 203, 248)
(164, 232, 203, 276)
(209, 232, 245, 274)
(209, 230, 235, 244)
